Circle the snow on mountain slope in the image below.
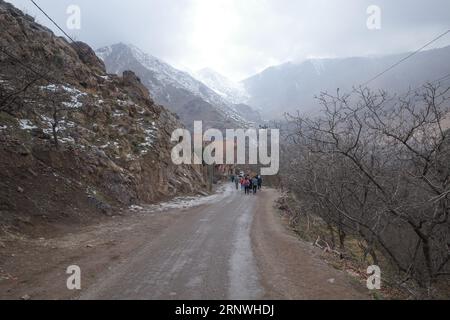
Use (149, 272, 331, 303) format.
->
(96, 43, 251, 128)
(194, 68, 250, 105)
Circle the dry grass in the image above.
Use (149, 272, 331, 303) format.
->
(274, 193, 421, 300)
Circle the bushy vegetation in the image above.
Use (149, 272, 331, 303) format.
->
(280, 84, 450, 298)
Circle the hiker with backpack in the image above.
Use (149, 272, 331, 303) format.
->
(252, 177, 258, 194)
(244, 178, 251, 195)
(257, 175, 262, 190)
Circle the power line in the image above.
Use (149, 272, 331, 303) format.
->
(425, 73, 450, 87)
(29, 0, 84, 52)
(411, 73, 450, 92)
(22, 1, 450, 97)
(358, 29, 450, 89)
(431, 73, 450, 84)
(3, 0, 90, 84)
(0, 46, 53, 83)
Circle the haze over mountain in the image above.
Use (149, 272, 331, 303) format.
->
(243, 45, 450, 119)
(11, 0, 450, 82)
(194, 68, 250, 105)
(97, 44, 450, 123)
(96, 43, 259, 130)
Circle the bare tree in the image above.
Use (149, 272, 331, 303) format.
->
(1, 46, 80, 149)
(0, 47, 50, 115)
(282, 83, 450, 296)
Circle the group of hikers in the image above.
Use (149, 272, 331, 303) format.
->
(231, 174, 262, 195)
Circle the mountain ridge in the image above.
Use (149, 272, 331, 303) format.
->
(96, 43, 259, 130)
(242, 45, 450, 119)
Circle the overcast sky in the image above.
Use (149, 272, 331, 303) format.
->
(10, 0, 450, 81)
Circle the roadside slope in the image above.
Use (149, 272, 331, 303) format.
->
(251, 189, 370, 300)
(0, 0, 206, 238)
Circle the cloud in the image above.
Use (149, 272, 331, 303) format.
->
(9, 0, 450, 81)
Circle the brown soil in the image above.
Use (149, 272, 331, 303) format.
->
(251, 189, 371, 300)
(0, 187, 371, 300)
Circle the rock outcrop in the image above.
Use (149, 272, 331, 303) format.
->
(0, 0, 206, 234)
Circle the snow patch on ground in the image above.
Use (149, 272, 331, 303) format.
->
(112, 111, 125, 118)
(39, 115, 75, 135)
(59, 137, 75, 144)
(100, 141, 119, 150)
(139, 127, 157, 154)
(129, 183, 233, 214)
(41, 84, 87, 109)
(18, 119, 37, 130)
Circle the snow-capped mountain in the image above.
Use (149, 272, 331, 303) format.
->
(194, 68, 250, 105)
(96, 43, 253, 129)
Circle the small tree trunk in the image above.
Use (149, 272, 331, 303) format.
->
(327, 223, 336, 248)
(52, 107, 59, 149)
(338, 228, 346, 250)
(52, 123, 59, 149)
(369, 248, 379, 266)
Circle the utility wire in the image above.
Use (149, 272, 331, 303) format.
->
(1, 0, 91, 85)
(2, 0, 90, 86)
(431, 73, 450, 84)
(0, 46, 54, 83)
(358, 29, 450, 89)
(410, 73, 450, 92)
(29, 0, 85, 52)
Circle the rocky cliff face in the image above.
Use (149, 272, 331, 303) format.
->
(0, 1, 206, 234)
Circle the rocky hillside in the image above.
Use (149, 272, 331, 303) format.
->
(96, 43, 257, 130)
(0, 1, 206, 235)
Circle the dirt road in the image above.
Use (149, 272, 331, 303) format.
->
(0, 184, 369, 300)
